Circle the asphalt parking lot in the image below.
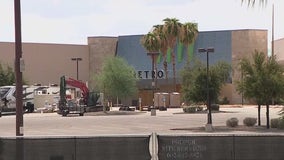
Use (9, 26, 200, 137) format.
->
(0, 105, 283, 137)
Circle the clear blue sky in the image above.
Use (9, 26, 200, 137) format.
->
(0, 0, 283, 47)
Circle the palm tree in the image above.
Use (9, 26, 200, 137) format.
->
(179, 22, 198, 63)
(163, 18, 182, 91)
(141, 32, 161, 94)
(140, 32, 161, 52)
(152, 25, 169, 80)
(141, 18, 198, 93)
(242, 0, 267, 6)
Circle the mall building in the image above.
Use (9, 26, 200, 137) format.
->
(275, 38, 284, 64)
(0, 29, 268, 105)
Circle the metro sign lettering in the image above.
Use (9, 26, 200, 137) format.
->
(135, 70, 165, 79)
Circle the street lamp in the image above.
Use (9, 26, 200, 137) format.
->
(71, 58, 82, 80)
(198, 47, 214, 126)
(147, 52, 160, 108)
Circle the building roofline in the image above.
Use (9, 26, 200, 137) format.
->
(0, 41, 87, 46)
(117, 29, 267, 38)
(275, 37, 284, 42)
(88, 36, 118, 39)
(199, 29, 267, 33)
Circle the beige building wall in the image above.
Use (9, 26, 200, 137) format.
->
(220, 84, 233, 104)
(0, 42, 89, 85)
(230, 29, 267, 104)
(0, 42, 15, 67)
(275, 38, 284, 64)
(88, 37, 118, 89)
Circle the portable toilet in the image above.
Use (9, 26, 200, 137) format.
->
(170, 92, 181, 108)
(154, 92, 161, 107)
(154, 92, 169, 108)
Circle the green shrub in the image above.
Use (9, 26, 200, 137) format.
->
(211, 104, 219, 111)
(226, 117, 239, 127)
(183, 104, 203, 113)
(271, 118, 279, 128)
(183, 106, 197, 113)
(278, 118, 284, 129)
(243, 117, 257, 127)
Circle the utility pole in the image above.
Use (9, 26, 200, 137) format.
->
(14, 0, 24, 136)
(272, 4, 274, 56)
(14, 1, 24, 159)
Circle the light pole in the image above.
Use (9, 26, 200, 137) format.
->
(198, 47, 214, 125)
(147, 52, 159, 108)
(71, 58, 82, 80)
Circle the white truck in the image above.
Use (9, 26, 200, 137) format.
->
(0, 85, 35, 117)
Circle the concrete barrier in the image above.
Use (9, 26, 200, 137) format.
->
(158, 135, 233, 160)
(0, 137, 76, 160)
(1, 134, 284, 160)
(76, 136, 151, 160)
(157, 135, 284, 160)
(234, 135, 284, 160)
(0, 136, 151, 160)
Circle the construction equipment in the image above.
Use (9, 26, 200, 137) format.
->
(58, 76, 105, 116)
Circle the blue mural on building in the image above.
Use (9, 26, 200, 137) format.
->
(116, 30, 232, 85)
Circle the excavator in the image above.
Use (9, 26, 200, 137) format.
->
(58, 76, 105, 116)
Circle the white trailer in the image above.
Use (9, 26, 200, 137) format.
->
(0, 85, 35, 117)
